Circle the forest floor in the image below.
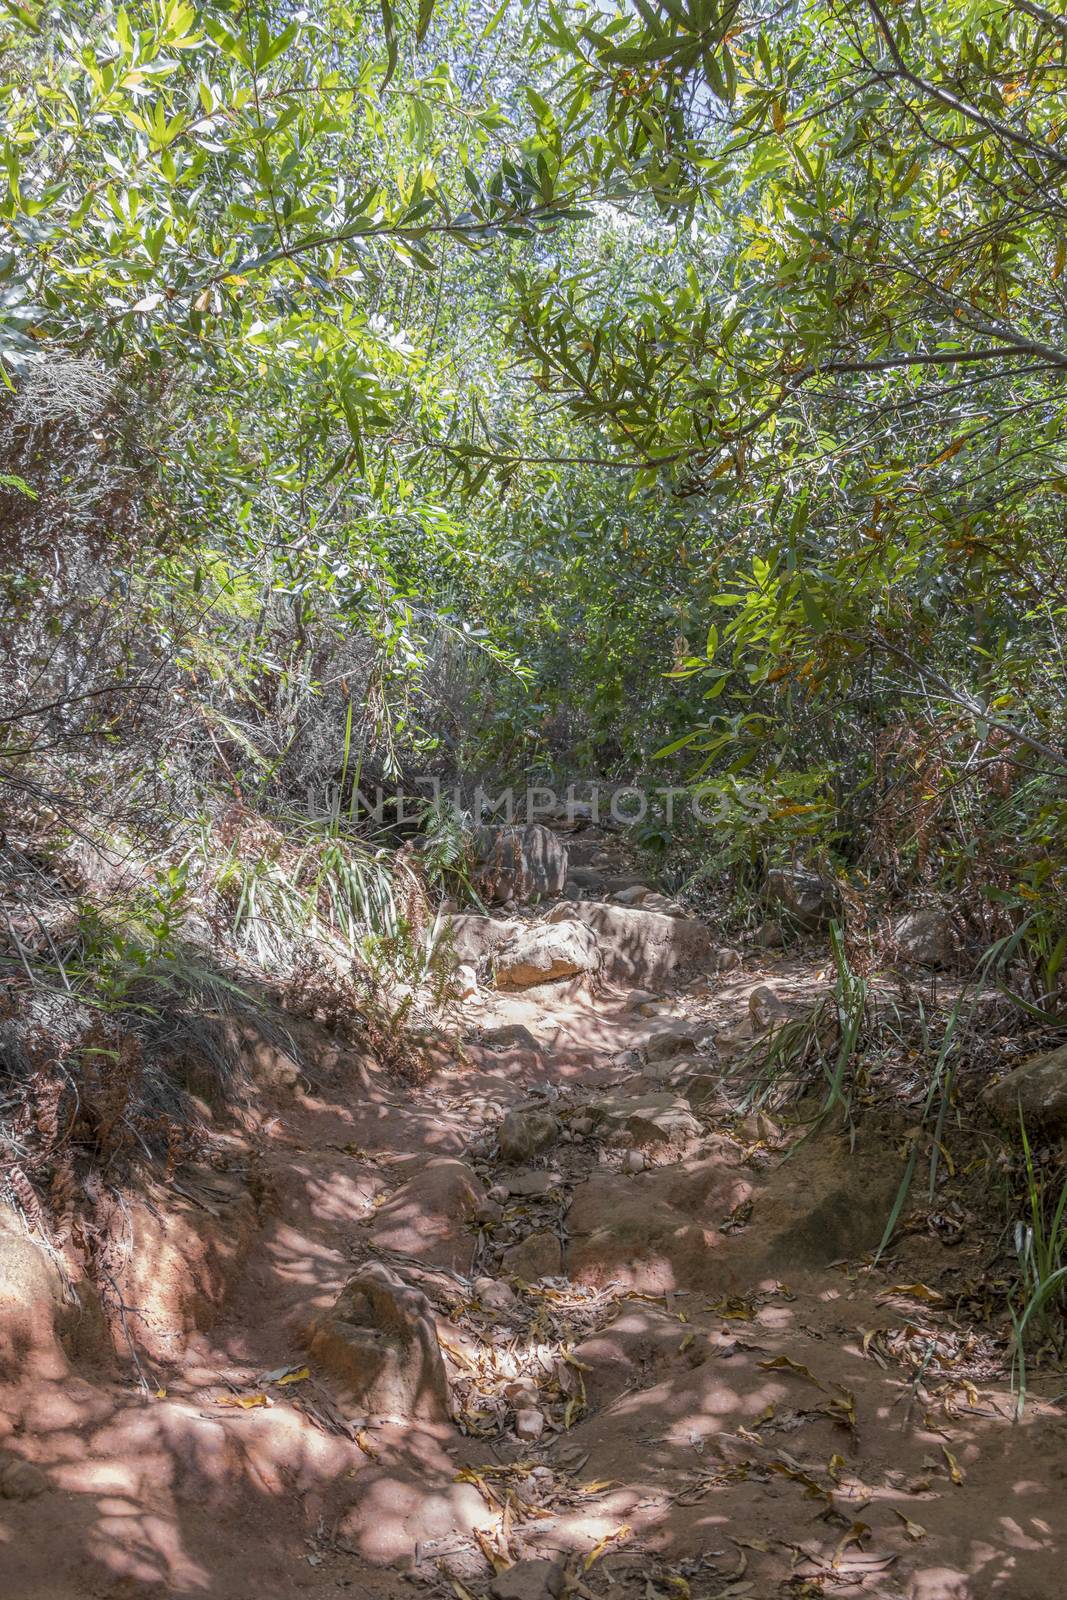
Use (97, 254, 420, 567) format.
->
(2, 834, 1067, 1600)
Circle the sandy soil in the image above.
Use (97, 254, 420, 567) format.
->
(2, 896, 1066, 1600)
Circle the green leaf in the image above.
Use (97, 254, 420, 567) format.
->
(380, 0, 399, 90)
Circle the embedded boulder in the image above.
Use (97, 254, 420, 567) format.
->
(443, 914, 523, 968)
(502, 1229, 563, 1280)
(749, 984, 787, 1034)
(893, 906, 955, 969)
(545, 900, 714, 988)
(305, 1261, 448, 1421)
(588, 1091, 701, 1150)
(473, 824, 569, 904)
(494, 920, 600, 988)
(497, 1107, 561, 1164)
(368, 1157, 496, 1273)
(0, 1208, 68, 1380)
(0, 1455, 49, 1500)
(764, 865, 840, 932)
(983, 1044, 1067, 1138)
(566, 1158, 751, 1292)
(642, 1018, 712, 1062)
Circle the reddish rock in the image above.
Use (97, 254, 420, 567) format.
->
(545, 900, 713, 987)
(498, 1107, 560, 1164)
(503, 1229, 563, 1280)
(305, 1262, 448, 1421)
(369, 1157, 494, 1273)
(494, 920, 600, 988)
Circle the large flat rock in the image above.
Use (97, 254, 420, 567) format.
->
(983, 1042, 1067, 1136)
(545, 899, 713, 987)
(494, 920, 601, 988)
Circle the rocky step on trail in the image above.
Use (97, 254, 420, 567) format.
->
(1, 825, 1065, 1600)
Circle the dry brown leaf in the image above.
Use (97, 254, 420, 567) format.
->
(758, 1355, 824, 1388)
(455, 1469, 497, 1508)
(832, 1521, 870, 1569)
(277, 1365, 310, 1386)
(893, 1510, 927, 1541)
(474, 1527, 511, 1574)
(583, 1525, 632, 1570)
(768, 1459, 831, 1505)
(707, 1296, 756, 1320)
(878, 1283, 943, 1304)
(825, 1386, 857, 1430)
(215, 1391, 272, 1409)
(942, 1446, 965, 1485)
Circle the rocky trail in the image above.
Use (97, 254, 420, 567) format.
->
(2, 823, 1066, 1600)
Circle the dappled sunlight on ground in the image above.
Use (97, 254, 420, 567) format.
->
(3, 914, 1067, 1600)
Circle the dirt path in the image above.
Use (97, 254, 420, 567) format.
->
(2, 861, 1066, 1600)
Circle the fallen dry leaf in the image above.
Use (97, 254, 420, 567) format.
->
(583, 1524, 632, 1570)
(276, 1365, 310, 1386)
(758, 1355, 824, 1388)
(893, 1510, 927, 1541)
(832, 1521, 870, 1569)
(879, 1283, 943, 1304)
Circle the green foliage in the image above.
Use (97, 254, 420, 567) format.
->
(3, 0, 1066, 1044)
(1010, 1112, 1067, 1415)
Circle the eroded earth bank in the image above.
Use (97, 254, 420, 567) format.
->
(3, 822, 1066, 1600)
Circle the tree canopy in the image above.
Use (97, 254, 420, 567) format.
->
(1, 0, 1065, 923)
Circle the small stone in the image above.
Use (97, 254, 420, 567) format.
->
(491, 1558, 564, 1600)
(749, 984, 786, 1033)
(710, 946, 742, 971)
(643, 1020, 709, 1062)
(514, 1408, 545, 1442)
(505, 1379, 540, 1408)
(612, 884, 653, 906)
(502, 1229, 563, 1280)
(0, 1458, 48, 1500)
(474, 1277, 518, 1314)
(621, 1150, 648, 1174)
(454, 962, 480, 998)
(624, 989, 662, 1011)
(504, 1169, 560, 1197)
(498, 1108, 561, 1164)
(755, 919, 785, 949)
